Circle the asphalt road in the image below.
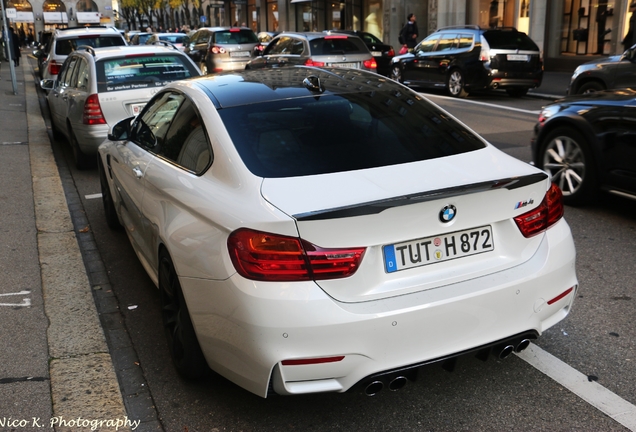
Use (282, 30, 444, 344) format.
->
(39, 85, 636, 431)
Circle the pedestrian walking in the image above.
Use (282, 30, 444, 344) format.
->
(8, 27, 21, 67)
(399, 13, 418, 53)
(622, 1, 636, 51)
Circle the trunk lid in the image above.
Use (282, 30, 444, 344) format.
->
(260, 146, 549, 303)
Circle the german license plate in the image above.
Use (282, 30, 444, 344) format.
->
(330, 62, 359, 68)
(507, 54, 528, 61)
(371, 51, 382, 56)
(131, 103, 146, 116)
(230, 51, 250, 57)
(383, 225, 494, 273)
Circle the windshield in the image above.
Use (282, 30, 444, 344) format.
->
(219, 93, 485, 178)
(96, 54, 198, 92)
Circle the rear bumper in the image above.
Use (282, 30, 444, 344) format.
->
(73, 123, 110, 154)
(181, 218, 577, 398)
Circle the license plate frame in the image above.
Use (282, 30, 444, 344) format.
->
(383, 225, 494, 273)
(507, 54, 529, 61)
(329, 62, 359, 69)
(230, 51, 251, 58)
(131, 103, 146, 116)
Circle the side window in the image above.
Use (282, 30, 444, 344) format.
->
(74, 59, 90, 91)
(160, 100, 212, 173)
(290, 38, 304, 55)
(68, 58, 87, 88)
(415, 34, 440, 54)
(458, 34, 474, 49)
(435, 33, 458, 52)
(132, 92, 184, 150)
(267, 37, 293, 55)
(59, 57, 78, 87)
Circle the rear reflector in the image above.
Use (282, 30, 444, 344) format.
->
(547, 287, 575, 305)
(48, 60, 61, 76)
(282, 356, 345, 366)
(227, 228, 365, 281)
(514, 183, 564, 238)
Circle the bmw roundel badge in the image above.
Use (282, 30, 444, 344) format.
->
(439, 205, 457, 223)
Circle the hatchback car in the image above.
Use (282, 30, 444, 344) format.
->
(532, 89, 636, 204)
(567, 44, 636, 95)
(247, 32, 377, 72)
(98, 66, 577, 398)
(145, 32, 188, 50)
(327, 30, 395, 76)
(184, 27, 259, 74)
(41, 45, 200, 169)
(36, 26, 127, 84)
(391, 26, 543, 97)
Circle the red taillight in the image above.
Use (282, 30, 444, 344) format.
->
(304, 58, 325, 67)
(363, 58, 377, 69)
(324, 35, 348, 39)
(210, 46, 227, 54)
(514, 183, 564, 238)
(83, 94, 106, 125)
(230, 27, 240, 32)
(48, 60, 61, 76)
(387, 48, 395, 57)
(227, 228, 366, 281)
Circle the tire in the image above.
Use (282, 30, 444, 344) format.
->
(391, 65, 403, 84)
(506, 87, 529, 98)
(159, 250, 209, 380)
(68, 125, 94, 170)
(538, 127, 597, 205)
(577, 81, 605, 94)
(98, 158, 121, 230)
(447, 69, 468, 98)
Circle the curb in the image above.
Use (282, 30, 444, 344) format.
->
(25, 61, 133, 431)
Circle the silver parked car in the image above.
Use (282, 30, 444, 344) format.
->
(41, 45, 201, 169)
(184, 27, 260, 74)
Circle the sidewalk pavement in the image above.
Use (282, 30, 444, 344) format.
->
(0, 49, 575, 432)
(0, 56, 134, 431)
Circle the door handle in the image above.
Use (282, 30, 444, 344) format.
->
(132, 167, 143, 179)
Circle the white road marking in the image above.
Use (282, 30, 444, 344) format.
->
(85, 193, 103, 199)
(0, 291, 32, 307)
(423, 93, 542, 115)
(517, 343, 636, 431)
(0, 290, 31, 297)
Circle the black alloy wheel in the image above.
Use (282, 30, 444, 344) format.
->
(577, 81, 605, 94)
(159, 250, 209, 380)
(98, 158, 121, 230)
(539, 126, 597, 205)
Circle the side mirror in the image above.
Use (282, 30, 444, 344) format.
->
(40, 79, 55, 91)
(33, 49, 44, 58)
(108, 116, 134, 142)
(182, 36, 190, 45)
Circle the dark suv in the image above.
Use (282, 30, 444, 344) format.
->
(391, 26, 543, 97)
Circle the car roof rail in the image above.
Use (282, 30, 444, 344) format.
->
(151, 40, 179, 50)
(436, 25, 482, 31)
(76, 45, 96, 56)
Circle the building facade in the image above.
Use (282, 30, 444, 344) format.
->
(3, 0, 634, 71)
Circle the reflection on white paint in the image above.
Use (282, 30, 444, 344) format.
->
(85, 193, 103, 200)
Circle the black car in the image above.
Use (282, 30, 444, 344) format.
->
(567, 45, 636, 95)
(247, 32, 376, 73)
(326, 30, 394, 76)
(391, 26, 543, 98)
(33, 30, 53, 79)
(532, 89, 636, 205)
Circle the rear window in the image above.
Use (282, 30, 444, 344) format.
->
(309, 36, 368, 55)
(483, 31, 539, 50)
(159, 35, 186, 44)
(219, 93, 485, 178)
(213, 30, 258, 44)
(55, 36, 126, 56)
(96, 54, 198, 93)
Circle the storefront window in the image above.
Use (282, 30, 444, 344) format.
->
(560, 0, 615, 55)
(364, 0, 382, 38)
(247, 0, 258, 32)
(267, 0, 278, 32)
(328, 2, 344, 30)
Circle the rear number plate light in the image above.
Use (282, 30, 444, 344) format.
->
(383, 225, 494, 273)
